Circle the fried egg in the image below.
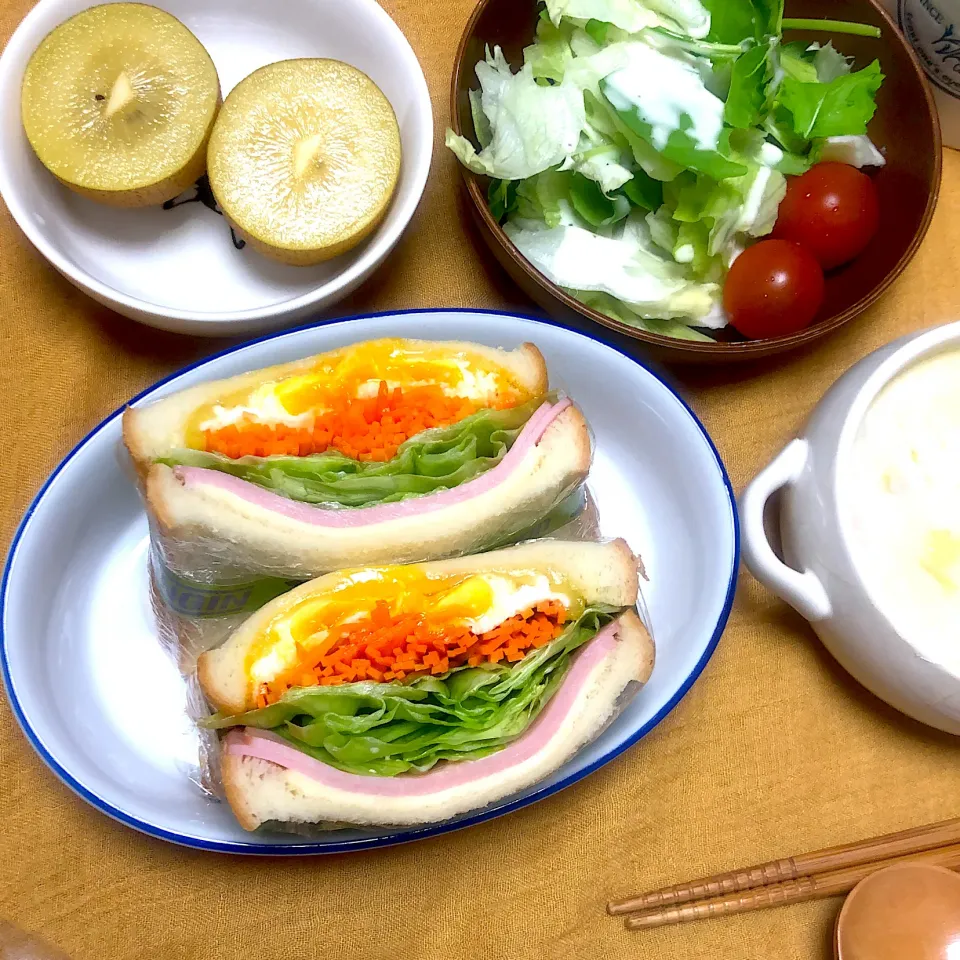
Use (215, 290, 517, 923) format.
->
(245, 567, 579, 686)
(189, 339, 530, 438)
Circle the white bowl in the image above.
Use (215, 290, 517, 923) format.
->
(741, 321, 960, 735)
(1, 310, 738, 851)
(0, 0, 432, 336)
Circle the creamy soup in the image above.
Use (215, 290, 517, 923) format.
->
(845, 349, 960, 675)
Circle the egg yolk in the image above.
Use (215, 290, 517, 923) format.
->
(245, 566, 581, 706)
(186, 339, 535, 462)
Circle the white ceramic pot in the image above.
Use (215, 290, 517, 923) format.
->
(0, 0, 433, 336)
(740, 321, 960, 735)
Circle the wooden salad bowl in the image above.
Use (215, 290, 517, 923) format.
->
(449, 0, 942, 364)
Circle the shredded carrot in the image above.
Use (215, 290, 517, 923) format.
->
(203, 382, 492, 462)
(256, 600, 568, 705)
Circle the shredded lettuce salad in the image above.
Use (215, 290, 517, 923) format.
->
(205, 605, 621, 776)
(446, 0, 885, 341)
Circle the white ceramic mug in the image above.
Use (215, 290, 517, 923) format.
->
(740, 322, 960, 735)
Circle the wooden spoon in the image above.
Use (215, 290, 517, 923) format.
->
(836, 863, 960, 960)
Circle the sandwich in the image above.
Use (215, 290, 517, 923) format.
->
(123, 338, 591, 574)
(198, 538, 654, 830)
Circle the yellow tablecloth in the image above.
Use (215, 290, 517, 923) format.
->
(2, 1, 960, 957)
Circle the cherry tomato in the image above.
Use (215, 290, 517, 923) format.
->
(724, 239, 825, 340)
(773, 162, 880, 270)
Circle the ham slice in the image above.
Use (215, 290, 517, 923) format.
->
(174, 399, 570, 528)
(224, 619, 620, 796)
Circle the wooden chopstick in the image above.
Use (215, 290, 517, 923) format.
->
(622, 842, 960, 930)
(607, 815, 960, 915)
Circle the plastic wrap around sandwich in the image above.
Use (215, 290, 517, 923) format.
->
(197, 539, 654, 830)
(123, 338, 592, 575)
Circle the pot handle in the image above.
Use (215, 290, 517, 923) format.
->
(740, 439, 832, 622)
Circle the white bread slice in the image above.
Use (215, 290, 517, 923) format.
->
(146, 403, 591, 580)
(199, 536, 641, 715)
(123, 340, 548, 472)
(220, 609, 653, 830)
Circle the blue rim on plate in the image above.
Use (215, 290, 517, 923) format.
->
(0, 308, 739, 854)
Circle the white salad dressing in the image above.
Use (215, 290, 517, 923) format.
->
(845, 350, 960, 676)
(759, 142, 784, 167)
(602, 43, 725, 153)
(818, 135, 885, 169)
(737, 166, 775, 231)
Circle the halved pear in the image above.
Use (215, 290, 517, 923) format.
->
(21, 3, 221, 207)
(207, 59, 402, 266)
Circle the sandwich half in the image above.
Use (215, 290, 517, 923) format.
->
(124, 338, 591, 573)
(198, 538, 654, 829)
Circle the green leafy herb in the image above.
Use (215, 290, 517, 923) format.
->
(601, 78, 748, 180)
(702, 0, 783, 44)
(779, 41, 820, 82)
(645, 26, 743, 60)
(781, 17, 881, 38)
(724, 42, 772, 129)
(779, 59, 884, 139)
(602, 102, 685, 182)
(584, 18, 610, 45)
(813, 42, 853, 82)
(763, 106, 811, 155)
(619, 167, 664, 211)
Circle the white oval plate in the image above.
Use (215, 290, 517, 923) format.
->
(1, 310, 738, 853)
(0, 0, 432, 335)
